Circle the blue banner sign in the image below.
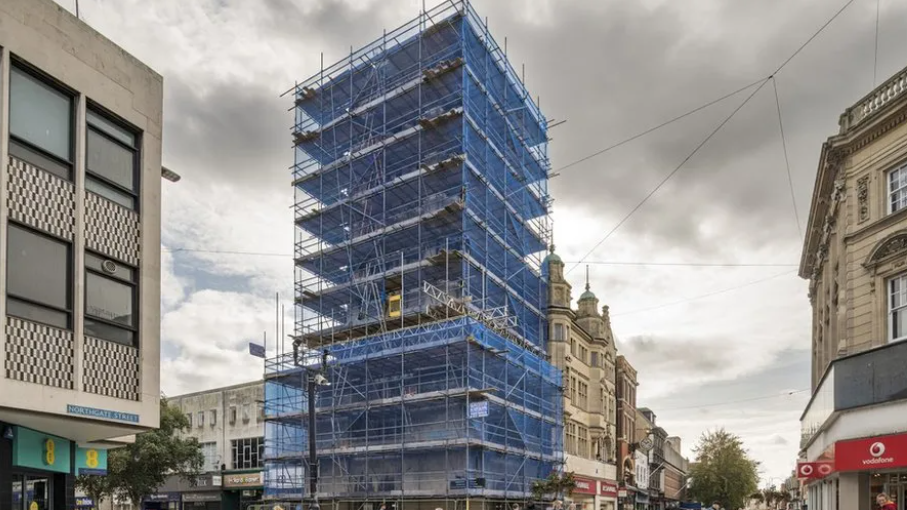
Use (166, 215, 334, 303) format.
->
(67, 405, 139, 423)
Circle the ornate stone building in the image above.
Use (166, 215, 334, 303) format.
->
(799, 64, 907, 509)
(546, 250, 620, 510)
(801, 64, 907, 386)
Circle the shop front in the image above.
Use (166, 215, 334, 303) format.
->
(571, 475, 598, 510)
(2, 424, 110, 510)
(599, 481, 618, 510)
(222, 471, 263, 510)
(150, 473, 223, 510)
(565, 475, 619, 510)
(617, 487, 635, 510)
(183, 493, 222, 510)
(634, 491, 648, 510)
(800, 431, 907, 509)
(143, 493, 181, 510)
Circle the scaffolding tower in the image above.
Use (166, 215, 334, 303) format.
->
(266, 1, 561, 508)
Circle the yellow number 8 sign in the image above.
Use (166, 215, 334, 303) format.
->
(86, 449, 99, 468)
(44, 438, 55, 466)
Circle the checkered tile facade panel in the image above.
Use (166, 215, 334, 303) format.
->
(83, 336, 140, 400)
(4, 316, 74, 389)
(85, 193, 141, 265)
(7, 156, 75, 240)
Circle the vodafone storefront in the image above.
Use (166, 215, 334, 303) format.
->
(799, 431, 907, 510)
(798, 340, 907, 510)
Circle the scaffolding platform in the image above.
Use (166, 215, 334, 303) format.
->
(265, 317, 563, 501)
(269, 0, 562, 507)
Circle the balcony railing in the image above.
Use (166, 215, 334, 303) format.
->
(800, 339, 907, 448)
(840, 66, 907, 131)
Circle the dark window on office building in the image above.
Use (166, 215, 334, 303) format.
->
(85, 108, 140, 209)
(8, 64, 74, 180)
(85, 252, 138, 346)
(6, 224, 72, 329)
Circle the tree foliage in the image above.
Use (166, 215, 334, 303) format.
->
(531, 471, 577, 501)
(759, 487, 791, 509)
(687, 429, 759, 509)
(75, 473, 114, 510)
(77, 398, 203, 508)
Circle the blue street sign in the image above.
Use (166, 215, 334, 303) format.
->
(249, 342, 266, 358)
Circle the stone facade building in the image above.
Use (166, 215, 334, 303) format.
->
(546, 251, 620, 510)
(662, 437, 688, 505)
(799, 63, 907, 509)
(615, 355, 638, 486)
(802, 63, 907, 386)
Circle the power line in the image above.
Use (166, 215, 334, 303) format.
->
(566, 78, 773, 276)
(552, 0, 857, 178)
(168, 247, 798, 268)
(569, 261, 797, 268)
(170, 247, 292, 258)
(552, 79, 766, 174)
(565, 0, 857, 275)
(772, 77, 802, 240)
(658, 389, 809, 412)
(770, 0, 857, 77)
(611, 270, 797, 317)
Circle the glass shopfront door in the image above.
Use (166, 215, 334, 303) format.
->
(870, 472, 907, 509)
(10, 475, 52, 510)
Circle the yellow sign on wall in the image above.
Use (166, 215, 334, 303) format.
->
(44, 438, 56, 466)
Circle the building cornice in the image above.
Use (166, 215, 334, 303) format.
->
(800, 98, 907, 284)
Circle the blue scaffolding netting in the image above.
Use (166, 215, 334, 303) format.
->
(267, 0, 562, 505)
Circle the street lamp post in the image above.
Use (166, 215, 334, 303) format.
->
(300, 349, 330, 510)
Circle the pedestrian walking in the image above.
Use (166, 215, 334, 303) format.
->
(876, 493, 896, 510)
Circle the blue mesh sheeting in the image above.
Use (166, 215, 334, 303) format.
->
(272, 0, 561, 502)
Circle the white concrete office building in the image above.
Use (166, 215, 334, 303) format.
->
(0, 0, 168, 508)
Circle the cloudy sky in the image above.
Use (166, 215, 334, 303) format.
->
(58, 0, 907, 486)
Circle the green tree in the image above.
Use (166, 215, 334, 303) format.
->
(108, 397, 203, 507)
(75, 473, 114, 510)
(687, 429, 759, 509)
(531, 471, 577, 501)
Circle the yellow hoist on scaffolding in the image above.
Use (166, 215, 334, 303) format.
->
(387, 292, 402, 318)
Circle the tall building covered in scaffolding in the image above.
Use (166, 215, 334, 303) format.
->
(265, 2, 561, 509)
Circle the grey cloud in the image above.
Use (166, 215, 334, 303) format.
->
(163, 77, 292, 193)
(156, 0, 907, 260)
(470, 0, 907, 254)
(771, 435, 789, 446)
(618, 334, 736, 373)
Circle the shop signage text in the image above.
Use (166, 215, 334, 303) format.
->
(75, 498, 94, 507)
(67, 405, 140, 424)
(145, 493, 180, 502)
(572, 477, 597, 495)
(224, 472, 264, 488)
(836, 432, 907, 472)
(600, 481, 618, 497)
(183, 493, 222, 503)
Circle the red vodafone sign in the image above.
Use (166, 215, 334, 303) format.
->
(797, 461, 833, 479)
(836, 432, 907, 472)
